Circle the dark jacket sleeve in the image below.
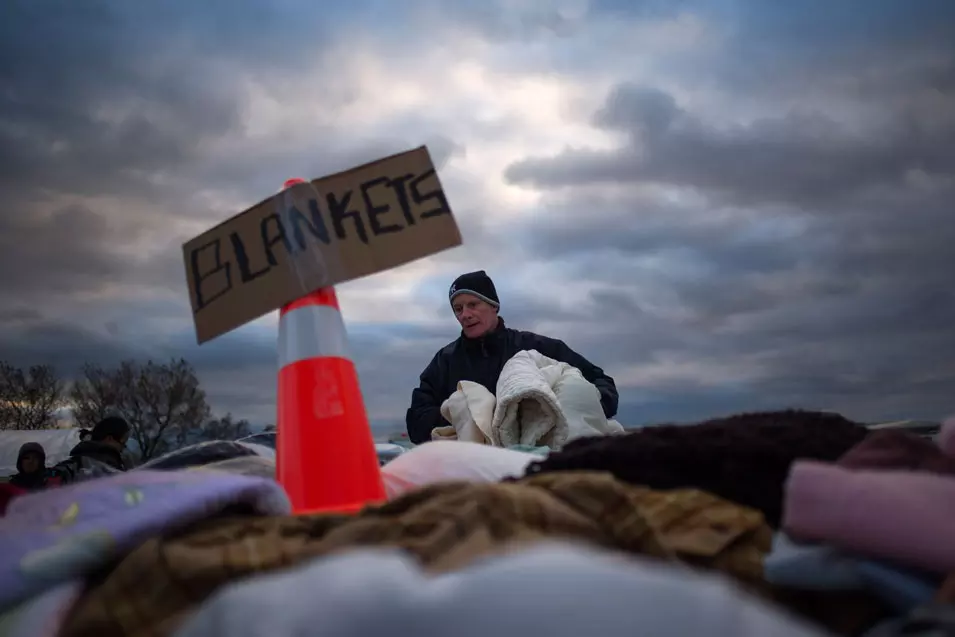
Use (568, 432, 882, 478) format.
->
(526, 334, 619, 419)
(48, 458, 80, 485)
(405, 353, 450, 444)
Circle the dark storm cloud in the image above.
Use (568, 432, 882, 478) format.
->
(496, 2, 955, 422)
(421, 1, 579, 41)
(430, 0, 693, 41)
(451, 2, 954, 424)
(0, 0, 462, 429)
(705, 1, 955, 96)
(0, 127, 465, 316)
(186, 132, 468, 222)
(500, 179, 955, 423)
(506, 82, 955, 207)
(0, 1, 324, 312)
(0, 203, 137, 296)
(582, 1, 955, 91)
(0, 318, 148, 374)
(0, 0, 463, 319)
(2, 5, 232, 199)
(0, 0, 437, 221)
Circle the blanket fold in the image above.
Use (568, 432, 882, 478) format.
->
(434, 381, 494, 444)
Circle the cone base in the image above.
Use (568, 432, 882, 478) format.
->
(293, 500, 376, 517)
(277, 356, 386, 514)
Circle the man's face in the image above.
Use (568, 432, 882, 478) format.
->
(104, 434, 129, 453)
(20, 453, 40, 473)
(452, 293, 498, 338)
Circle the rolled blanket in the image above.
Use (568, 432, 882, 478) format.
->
(491, 350, 623, 448)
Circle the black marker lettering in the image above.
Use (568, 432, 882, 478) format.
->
(229, 232, 270, 282)
(288, 199, 331, 250)
(260, 213, 294, 266)
(326, 190, 369, 244)
(361, 176, 402, 236)
(386, 173, 416, 226)
(410, 169, 451, 219)
(190, 239, 232, 312)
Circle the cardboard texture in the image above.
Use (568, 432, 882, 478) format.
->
(183, 146, 462, 344)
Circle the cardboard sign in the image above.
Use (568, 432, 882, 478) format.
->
(183, 146, 462, 344)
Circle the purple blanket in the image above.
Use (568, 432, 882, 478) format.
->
(0, 469, 289, 611)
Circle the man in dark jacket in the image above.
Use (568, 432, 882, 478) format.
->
(8, 442, 53, 490)
(405, 270, 619, 444)
(51, 416, 130, 483)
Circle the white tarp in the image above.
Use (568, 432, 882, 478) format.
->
(0, 429, 80, 477)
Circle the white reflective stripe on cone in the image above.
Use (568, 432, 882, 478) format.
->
(278, 304, 350, 368)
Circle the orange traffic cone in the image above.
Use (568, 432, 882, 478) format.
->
(275, 178, 386, 514)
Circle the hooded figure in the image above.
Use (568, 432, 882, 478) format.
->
(8, 442, 50, 490)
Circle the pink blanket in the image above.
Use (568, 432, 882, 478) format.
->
(939, 415, 955, 458)
(783, 460, 955, 573)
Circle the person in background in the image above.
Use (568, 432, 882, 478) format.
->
(51, 416, 131, 483)
(8, 442, 52, 490)
(406, 270, 619, 444)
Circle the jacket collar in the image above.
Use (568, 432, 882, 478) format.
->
(460, 317, 507, 351)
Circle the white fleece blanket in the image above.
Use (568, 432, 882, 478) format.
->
(433, 381, 495, 444)
(432, 350, 624, 449)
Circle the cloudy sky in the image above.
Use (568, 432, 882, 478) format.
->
(2, 0, 954, 434)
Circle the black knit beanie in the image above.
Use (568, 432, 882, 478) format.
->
(91, 416, 130, 442)
(449, 270, 500, 309)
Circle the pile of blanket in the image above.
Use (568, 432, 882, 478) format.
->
(1, 409, 953, 637)
(432, 349, 624, 448)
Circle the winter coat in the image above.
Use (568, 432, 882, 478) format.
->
(49, 440, 127, 484)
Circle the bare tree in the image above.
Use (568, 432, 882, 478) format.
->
(198, 413, 252, 442)
(68, 363, 122, 429)
(70, 358, 210, 461)
(0, 362, 64, 430)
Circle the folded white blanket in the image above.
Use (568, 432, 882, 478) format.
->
(434, 381, 494, 444)
(433, 350, 623, 449)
